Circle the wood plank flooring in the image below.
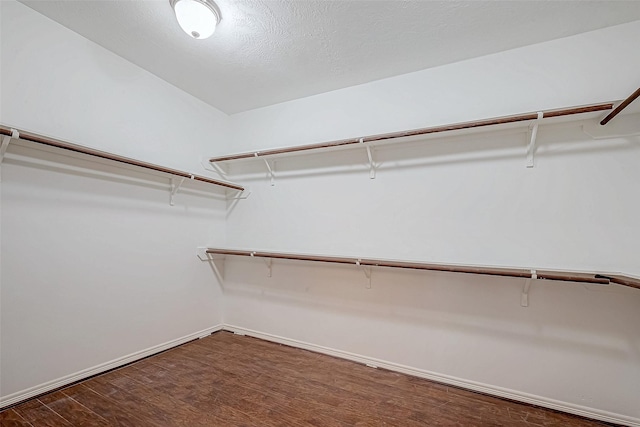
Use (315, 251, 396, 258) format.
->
(1, 331, 614, 426)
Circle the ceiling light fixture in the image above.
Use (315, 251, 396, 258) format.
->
(170, 0, 220, 40)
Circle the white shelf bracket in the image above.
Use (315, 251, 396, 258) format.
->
(211, 162, 229, 178)
(202, 157, 229, 178)
(264, 258, 273, 277)
(170, 175, 190, 206)
(196, 247, 209, 260)
(356, 259, 372, 289)
(0, 129, 18, 165)
(228, 189, 252, 200)
(196, 248, 225, 283)
(255, 153, 275, 186)
(526, 112, 543, 168)
(0, 136, 10, 165)
(360, 138, 376, 179)
(521, 269, 537, 307)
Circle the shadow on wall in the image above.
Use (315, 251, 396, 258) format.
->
(220, 257, 640, 362)
(3, 140, 229, 216)
(226, 120, 640, 181)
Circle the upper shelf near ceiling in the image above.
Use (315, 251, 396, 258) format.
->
(209, 87, 640, 177)
(0, 125, 245, 204)
(208, 102, 615, 164)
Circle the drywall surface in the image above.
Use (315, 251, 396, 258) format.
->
(223, 22, 640, 422)
(0, 147, 225, 401)
(229, 19, 640, 152)
(2, 0, 639, 421)
(223, 122, 640, 422)
(0, 0, 232, 170)
(224, 261, 640, 423)
(225, 120, 640, 275)
(0, 1, 226, 402)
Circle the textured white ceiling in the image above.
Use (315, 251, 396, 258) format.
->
(19, 0, 640, 114)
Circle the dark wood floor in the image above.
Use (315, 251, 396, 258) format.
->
(1, 331, 613, 426)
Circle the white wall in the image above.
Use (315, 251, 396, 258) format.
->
(0, 1, 227, 403)
(1, 1, 639, 423)
(0, 1, 232, 168)
(223, 21, 640, 423)
(229, 20, 640, 152)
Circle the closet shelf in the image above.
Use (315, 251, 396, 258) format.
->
(208, 102, 614, 163)
(201, 247, 640, 290)
(0, 125, 244, 192)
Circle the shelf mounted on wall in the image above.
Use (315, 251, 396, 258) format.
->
(0, 125, 246, 204)
(197, 247, 640, 306)
(207, 102, 616, 181)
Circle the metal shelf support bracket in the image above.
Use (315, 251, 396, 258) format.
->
(256, 153, 275, 186)
(228, 189, 252, 200)
(526, 112, 543, 168)
(196, 248, 225, 283)
(360, 138, 376, 179)
(0, 129, 18, 165)
(264, 258, 273, 277)
(170, 175, 191, 206)
(202, 157, 229, 178)
(521, 269, 537, 307)
(196, 247, 209, 260)
(0, 136, 10, 165)
(356, 259, 372, 289)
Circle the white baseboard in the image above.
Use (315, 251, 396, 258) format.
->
(3, 322, 637, 426)
(0, 324, 223, 410)
(223, 324, 640, 427)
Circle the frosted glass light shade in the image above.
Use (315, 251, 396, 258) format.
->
(171, 0, 220, 39)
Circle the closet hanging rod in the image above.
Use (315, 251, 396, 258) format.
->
(204, 248, 640, 290)
(600, 87, 640, 125)
(0, 126, 244, 191)
(208, 102, 613, 163)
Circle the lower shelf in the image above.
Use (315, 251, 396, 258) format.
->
(200, 247, 640, 289)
